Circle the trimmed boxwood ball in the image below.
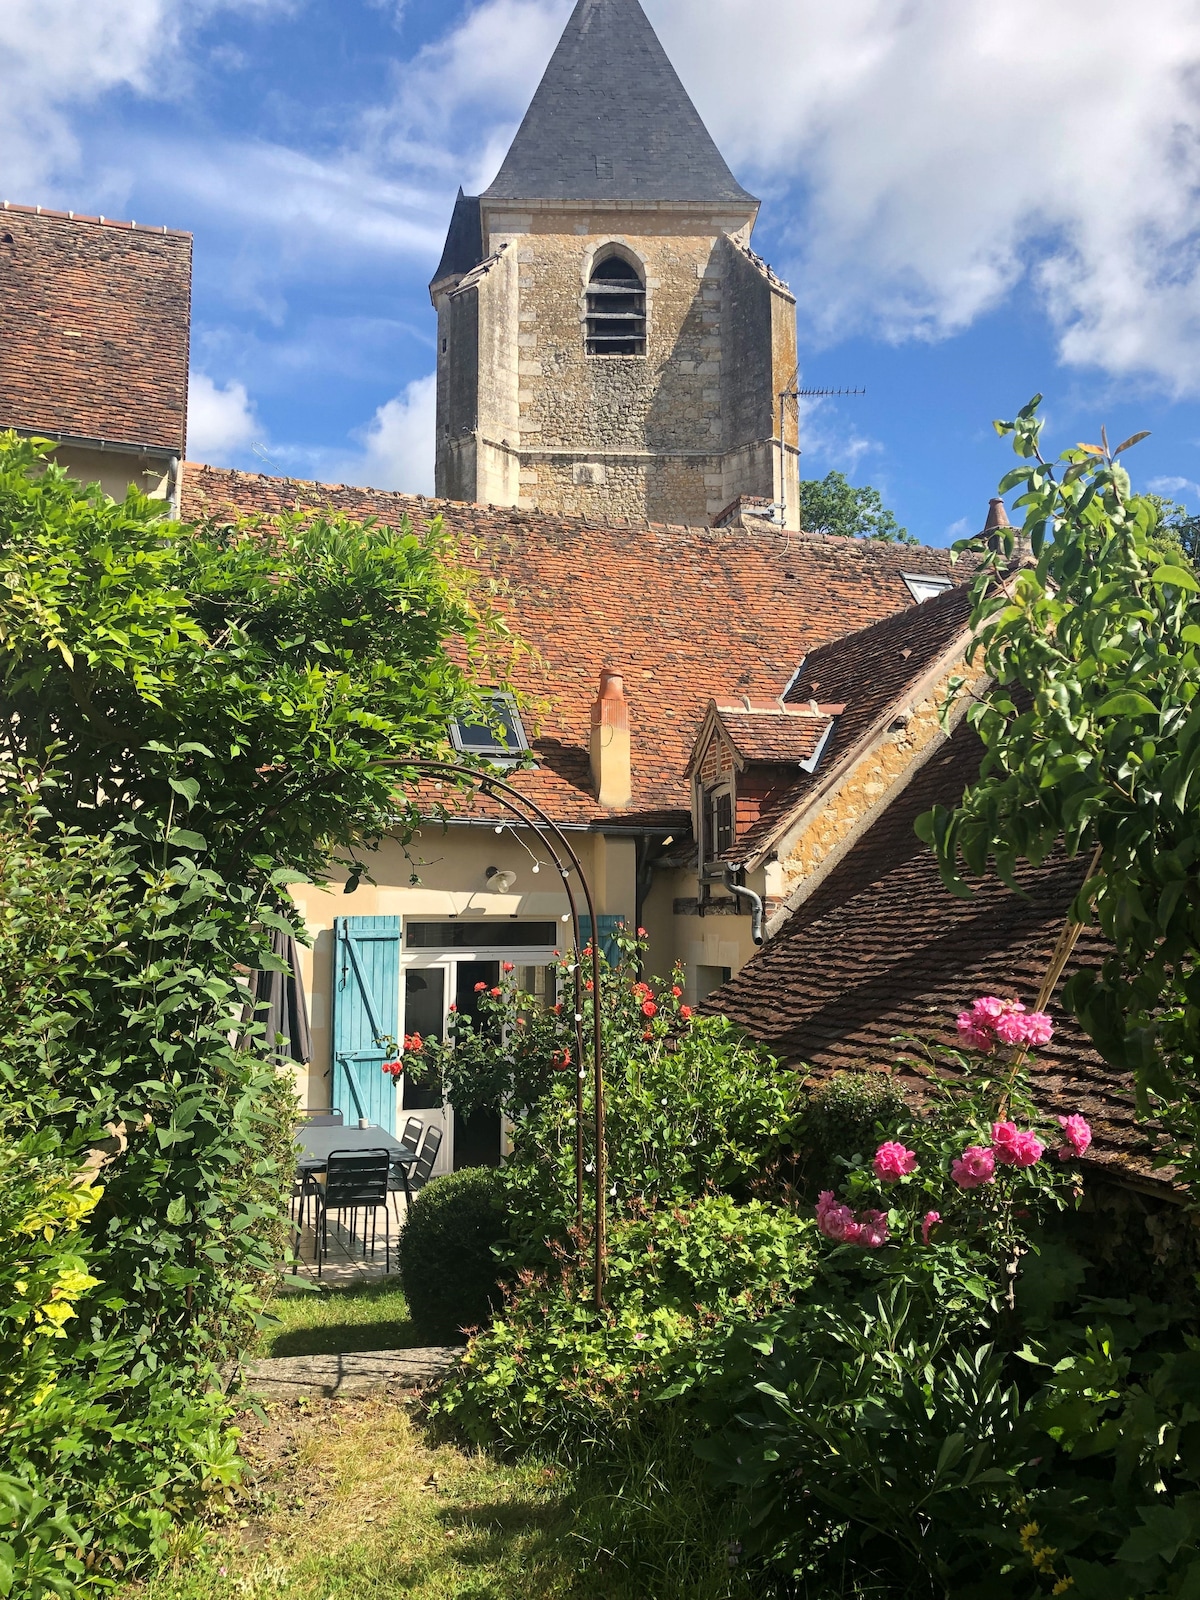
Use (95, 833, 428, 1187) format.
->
(398, 1166, 509, 1343)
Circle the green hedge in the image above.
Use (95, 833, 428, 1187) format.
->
(398, 1168, 509, 1344)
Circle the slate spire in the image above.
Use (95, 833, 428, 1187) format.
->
(483, 0, 757, 206)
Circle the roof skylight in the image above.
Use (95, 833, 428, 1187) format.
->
(449, 693, 530, 762)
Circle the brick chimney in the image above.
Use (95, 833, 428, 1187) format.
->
(589, 668, 632, 810)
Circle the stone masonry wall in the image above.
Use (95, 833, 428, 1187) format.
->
(465, 204, 785, 523)
(775, 656, 990, 906)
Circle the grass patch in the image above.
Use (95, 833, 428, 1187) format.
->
(253, 1278, 425, 1358)
(131, 1397, 753, 1600)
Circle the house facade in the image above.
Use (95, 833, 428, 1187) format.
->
(0, 202, 191, 506)
(3, 0, 1009, 1182)
(182, 462, 969, 1171)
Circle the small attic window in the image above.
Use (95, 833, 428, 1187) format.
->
(586, 255, 646, 357)
(450, 693, 529, 762)
(903, 573, 953, 605)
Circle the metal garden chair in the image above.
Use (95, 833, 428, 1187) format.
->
(311, 1147, 393, 1278)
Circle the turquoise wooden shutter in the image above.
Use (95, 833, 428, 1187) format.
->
(332, 917, 400, 1133)
(578, 914, 625, 966)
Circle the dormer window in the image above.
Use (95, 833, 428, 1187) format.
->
(704, 786, 734, 860)
(450, 693, 529, 763)
(903, 573, 953, 605)
(586, 255, 646, 357)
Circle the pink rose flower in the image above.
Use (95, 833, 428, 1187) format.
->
(921, 1210, 941, 1245)
(1057, 1114, 1092, 1161)
(815, 1191, 855, 1242)
(956, 1013, 995, 1051)
(992, 1122, 1044, 1168)
(1020, 1011, 1053, 1046)
(951, 1145, 996, 1189)
(873, 1141, 918, 1184)
(816, 1192, 889, 1248)
(973, 996, 1008, 1022)
(857, 1210, 889, 1249)
(994, 1009, 1030, 1046)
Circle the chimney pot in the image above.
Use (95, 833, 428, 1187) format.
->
(589, 668, 632, 809)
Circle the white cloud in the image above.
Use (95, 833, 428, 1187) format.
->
(187, 371, 260, 461)
(648, 0, 1200, 394)
(279, 374, 437, 495)
(1150, 475, 1200, 506)
(797, 394, 879, 479)
(0, 0, 290, 199)
(349, 374, 438, 493)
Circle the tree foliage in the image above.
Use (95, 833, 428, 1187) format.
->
(0, 433, 499, 1590)
(917, 399, 1200, 1107)
(801, 469, 916, 544)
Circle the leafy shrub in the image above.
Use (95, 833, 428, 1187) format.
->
(0, 1131, 100, 1432)
(435, 1196, 816, 1451)
(0, 435, 500, 1590)
(408, 931, 804, 1264)
(399, 1167, 509, 1343)
(798, 1071, 907, 1191)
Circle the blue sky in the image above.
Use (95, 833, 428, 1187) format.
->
(5, 0, 1200, 546)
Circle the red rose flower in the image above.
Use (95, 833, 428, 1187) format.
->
(502, 962, 515, 973)
(642, 1029, 653, 1040)
(679, 1006, 692, 1020)
(474, 982, 487, 993)
(671, 986, 683, 998)
(642, 1000, 657, 1018)
(490, 986, 502, 998)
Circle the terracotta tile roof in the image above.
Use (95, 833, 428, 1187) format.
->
(783, 580, 975, 743)
(180, 464, 960, 829)
(710, 704, 834, 765)
(703, 723, 1166, 1190)
(0, 203, 192, 454)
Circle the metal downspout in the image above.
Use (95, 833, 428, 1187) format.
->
(722, 864, 765, 946)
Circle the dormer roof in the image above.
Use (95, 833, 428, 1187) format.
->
(481, 0, 757, 207)
(688, 701, 840, 776)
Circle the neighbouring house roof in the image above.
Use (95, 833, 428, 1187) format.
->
(481, 0, 757, 207)
(722, 581, 977, 865)
(703, 721, 1165, 1190)
(430, 189, 484, 290)
(180, 464, 959, 831)
(0, 203, 192, 454)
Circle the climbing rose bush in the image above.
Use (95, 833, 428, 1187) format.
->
(810, 997, 1088, 1261)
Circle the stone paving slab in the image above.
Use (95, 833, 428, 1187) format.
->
(236, 1346, 460, 1400)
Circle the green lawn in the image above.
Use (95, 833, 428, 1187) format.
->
(252, 1277, 425, 1358)
(132, 1399, 753, 1600)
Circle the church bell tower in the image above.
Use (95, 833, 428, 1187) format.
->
(429, 0, 800, 529)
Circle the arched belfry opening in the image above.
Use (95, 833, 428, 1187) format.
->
(586, 255, 646, 357)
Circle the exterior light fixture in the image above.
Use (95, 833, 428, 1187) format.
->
(486, 866, 516, 893)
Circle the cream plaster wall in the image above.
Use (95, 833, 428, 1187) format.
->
(288, 824, 639, 1108)
(47, 443, 173, 503)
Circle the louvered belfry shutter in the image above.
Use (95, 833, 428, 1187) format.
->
(332, 917, 400, 1133)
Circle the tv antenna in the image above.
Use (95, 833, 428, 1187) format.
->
(741, 380, 866, 528)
